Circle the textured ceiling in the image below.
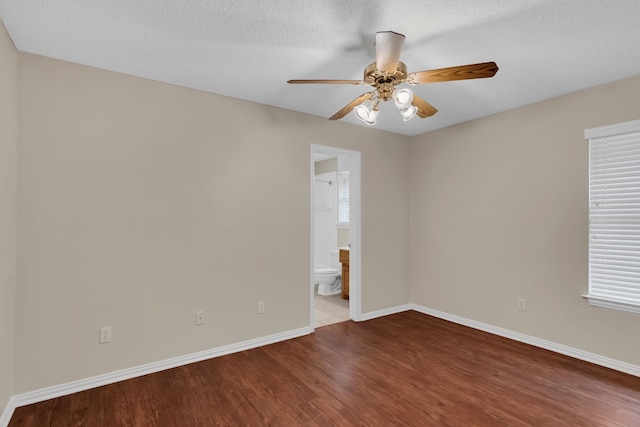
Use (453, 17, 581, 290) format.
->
(1, 0, 640, 136)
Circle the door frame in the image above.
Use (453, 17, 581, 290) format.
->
(310, 144, 362, 329)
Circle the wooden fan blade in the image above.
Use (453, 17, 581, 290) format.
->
(411, 94, 438, 118)
(375, 31, 405, 73)
(329, 92, 374, 121)
(409, 61, 499, 84)
(287, 79, 364, 85)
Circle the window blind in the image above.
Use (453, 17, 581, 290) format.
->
(587, 119, 640, 313)
(337, 173, 349, 225)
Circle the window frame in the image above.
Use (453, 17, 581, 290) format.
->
(584, 119, 640, 315)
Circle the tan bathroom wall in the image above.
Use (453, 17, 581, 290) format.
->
(337, 229, 350, 248)
(15, 53, 411, 393)
(314, 157, 338, 175)
(0, 19, 17, 413)
(410, 74, 640, 366)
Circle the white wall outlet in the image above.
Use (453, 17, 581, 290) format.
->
(99, 327, 112, 344)
(257, 301, 265, 314)
(517, 298, 526, 311)
(196, 310, 205, 326)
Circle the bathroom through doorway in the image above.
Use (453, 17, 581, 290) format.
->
(310, 145, 361, 329)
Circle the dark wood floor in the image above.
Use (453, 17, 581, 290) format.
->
(9, 311, 640, 426)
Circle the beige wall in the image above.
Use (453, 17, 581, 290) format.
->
(15, 53, 411, 393)
(11, 40, 640, 398)
(0, 20, 17, 410)
(410, 74, 640, 365)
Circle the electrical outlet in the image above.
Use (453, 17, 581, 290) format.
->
(517, 298, 526, 311)
(99, 327, 112, 344)
(196, 310, 205, 326)
(257, 301, 265, 314)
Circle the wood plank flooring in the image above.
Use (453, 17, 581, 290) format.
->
(9, 311, 640, 426)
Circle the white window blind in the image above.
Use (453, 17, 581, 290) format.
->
(337, 172, 349, 226)
(586, 119, 640, 314)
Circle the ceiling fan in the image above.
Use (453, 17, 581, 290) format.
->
(288, 31, 498, 125)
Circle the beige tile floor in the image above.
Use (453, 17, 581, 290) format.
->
(314, 292, 350, 328)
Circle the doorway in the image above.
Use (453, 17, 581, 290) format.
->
(310, 145, 361, 329)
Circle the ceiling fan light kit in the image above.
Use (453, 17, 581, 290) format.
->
(288, 31, 498, 125)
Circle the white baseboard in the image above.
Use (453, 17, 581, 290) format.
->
(5, 325, 312, 421)
(0, 399, 15, 427)
(359, 304, 411, 321)
(410, 304, 640, 378)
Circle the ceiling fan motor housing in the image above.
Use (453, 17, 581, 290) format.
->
(364, 62, 408, 101)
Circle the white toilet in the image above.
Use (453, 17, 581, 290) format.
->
(315, 250, 341, 296)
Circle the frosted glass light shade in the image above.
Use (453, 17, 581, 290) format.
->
(393, 88, 414, 109)
(354, 100, 374, 121)
(399, 105, 418, 121)
(354, 100, 378, 125)
(365, 108, 379, 125)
